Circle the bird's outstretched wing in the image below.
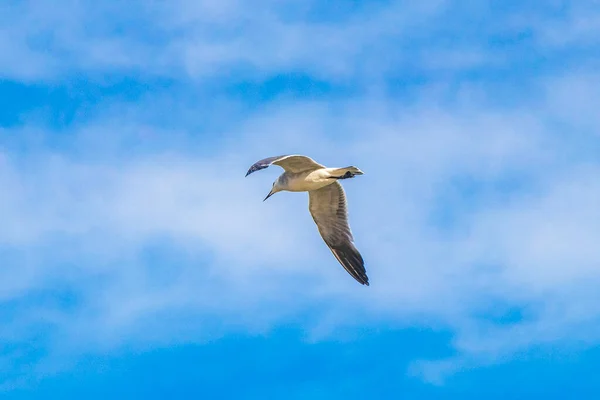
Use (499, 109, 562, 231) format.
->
(245, 155, 325, 176)
(308, 181, 369, 285)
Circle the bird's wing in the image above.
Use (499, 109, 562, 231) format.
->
(308, 181, 369, 285)
(245, 155, 325, 176)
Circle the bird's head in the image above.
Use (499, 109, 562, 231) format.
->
(263, 179, 283, 201)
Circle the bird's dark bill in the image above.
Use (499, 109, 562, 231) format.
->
(263, 190, 275, 201)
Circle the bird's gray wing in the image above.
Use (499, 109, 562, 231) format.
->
(308, 181, 369, 285)
(245, 155, 325, 176)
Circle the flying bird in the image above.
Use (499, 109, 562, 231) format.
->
(245, 155, 369, 286)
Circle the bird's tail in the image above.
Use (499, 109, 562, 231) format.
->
(330, 166, 364, 179)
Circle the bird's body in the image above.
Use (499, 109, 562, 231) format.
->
(245, 154, 369, 286)
(277, 168, 351, 192)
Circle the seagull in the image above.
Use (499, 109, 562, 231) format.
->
(245, 154, 369, 286)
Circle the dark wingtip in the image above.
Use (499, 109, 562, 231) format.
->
(245, 167, 256, 177)
(245, 163, 268, 177)
(330, 245, 369, 286)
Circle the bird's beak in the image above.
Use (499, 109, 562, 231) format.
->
(263, 189, 275, 201)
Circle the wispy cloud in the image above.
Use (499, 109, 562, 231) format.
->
(7, 0, 598, 83)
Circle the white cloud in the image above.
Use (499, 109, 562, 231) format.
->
(0, 0, 532, 82)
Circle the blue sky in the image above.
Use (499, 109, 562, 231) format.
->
(2, 0, 600, 398)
